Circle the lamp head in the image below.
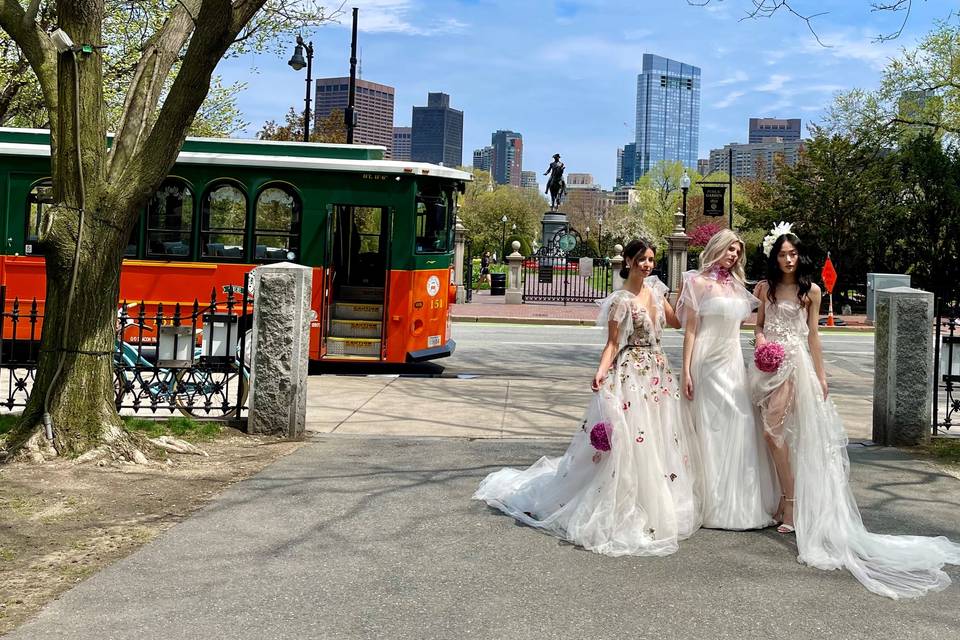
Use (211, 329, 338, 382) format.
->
(288, 36, 306, 71)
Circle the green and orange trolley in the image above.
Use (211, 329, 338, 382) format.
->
(0, 128, 471, 364)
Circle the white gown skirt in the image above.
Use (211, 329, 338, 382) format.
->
(474, 346, 704, 557)
(689, 327, 778, 529)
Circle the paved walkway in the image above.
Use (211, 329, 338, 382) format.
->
(454, 290, 872, 330)
(9, 436, 960, 640)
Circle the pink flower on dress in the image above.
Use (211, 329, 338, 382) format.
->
(590, 421, 613, 451)
(754, 342, 786, 373)
(651, 376, 660, 386)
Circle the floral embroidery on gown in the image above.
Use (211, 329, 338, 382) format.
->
(473, 277, 704, 557)
(751, 297, 960, 599)
(677, 270, 778, 530)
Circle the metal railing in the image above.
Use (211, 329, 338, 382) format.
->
(0, 277, 250, 425)
(934, 297, 959, 435)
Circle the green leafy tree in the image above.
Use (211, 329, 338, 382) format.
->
(0, 1, 337, 460)
(457, 167, 547, 257)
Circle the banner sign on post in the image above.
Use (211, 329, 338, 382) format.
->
(703, 186, 726, 217)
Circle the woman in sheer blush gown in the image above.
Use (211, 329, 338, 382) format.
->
(751, 226, 960, 599)
(677, 230, 778, 530)
(474, 239, 703, 557)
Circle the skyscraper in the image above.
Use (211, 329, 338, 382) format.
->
(473, 146, 493, 171)
(411, 92, 463, 167)
(520, 171, 539, 189)
(618, 142, 639, 186)
(393, 127, 411, 161)
(315, 77, 395, 157)
(635, 54, 701, 177)
(708, 139, 804, 180)
(748, 118, 801, 143)
(491, 130, 523, 186)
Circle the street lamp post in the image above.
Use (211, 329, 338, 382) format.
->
(597, 217, 603, 255)
(680, 171, 691, 231)
(500, 215, 508, 263)
(287, 35, 314, 143)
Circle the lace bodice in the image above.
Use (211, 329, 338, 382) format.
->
(762, 299, 809, 356)
(597, 277, 669, 353)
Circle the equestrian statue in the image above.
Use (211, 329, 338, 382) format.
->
(544, 153, 566, 211)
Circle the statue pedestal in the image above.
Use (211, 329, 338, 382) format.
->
(541, 210, 569, 247)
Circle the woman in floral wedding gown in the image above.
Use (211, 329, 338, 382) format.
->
(474, 239, 704, 557)
(751, 229, 960, 599)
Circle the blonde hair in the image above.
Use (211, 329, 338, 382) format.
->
(699, 229, 747, 284)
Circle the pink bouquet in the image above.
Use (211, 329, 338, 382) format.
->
(754, 342, 786, 373)
(589, 421, 612, 451)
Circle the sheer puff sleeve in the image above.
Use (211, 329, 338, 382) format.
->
(676, 270, 701, 329)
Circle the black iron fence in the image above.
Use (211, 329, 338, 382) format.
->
(0, 278, 250, 425)
(522, 250, 614, 304)
(934, 298, 959, 435)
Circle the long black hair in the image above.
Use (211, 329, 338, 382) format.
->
(620, 238, 653, 280)
(765, 233, 813, 304)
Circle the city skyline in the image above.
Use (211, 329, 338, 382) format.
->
(219, 0, 951, 188)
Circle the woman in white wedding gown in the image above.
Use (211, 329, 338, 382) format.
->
(752, 227, 960, 599)
(678, 230, 778, 530)
(474, 239, 703, 557)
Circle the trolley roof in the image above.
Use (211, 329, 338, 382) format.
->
(0, 127, 473, 182)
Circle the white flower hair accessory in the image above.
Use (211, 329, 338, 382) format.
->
(762, 221, 794, 257)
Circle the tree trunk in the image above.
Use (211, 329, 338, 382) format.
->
(6, 197, 139, 458)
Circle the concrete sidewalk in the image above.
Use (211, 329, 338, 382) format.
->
(9, 435, 960, 640)
(454, 290, 873, 330)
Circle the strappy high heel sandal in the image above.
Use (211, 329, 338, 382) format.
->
(777, 498, 795, 534)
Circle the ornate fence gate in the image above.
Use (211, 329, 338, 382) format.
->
(934, 298, 959, 435)
(522, 229, 613, 305)
(0, 279, 250, 426)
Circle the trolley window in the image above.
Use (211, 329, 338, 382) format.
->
(415, 192, 450, 254)
(25, 179, 53, 256)
(254, 185, 301, 261)
(201, 182, 247, 260)
(146, 178, 193, 258)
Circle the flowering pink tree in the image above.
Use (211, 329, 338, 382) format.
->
(689, 223, 722, 247)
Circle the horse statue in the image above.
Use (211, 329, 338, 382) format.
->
(544, 153, 566, 211)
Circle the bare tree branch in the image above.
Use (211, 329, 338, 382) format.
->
(872, 0, 912, 42)
(0, 0, 58, 120)
(120, 0, 267, 197)
(107, 0, 202, 181)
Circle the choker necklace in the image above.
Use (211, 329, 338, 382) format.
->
(711, 265, 732, 284)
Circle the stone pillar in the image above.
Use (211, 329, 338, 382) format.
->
(248, 263, 312, 439)
(541, 210, 569, 247)
(611, 244, 624, 291)
(872, 286, 934, 446)
(666, 208, 689, 304)
(506, 241, 524, 305)
(453, 216, 467, 304)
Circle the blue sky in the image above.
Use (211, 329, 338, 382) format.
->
(218, 0, 952, 189)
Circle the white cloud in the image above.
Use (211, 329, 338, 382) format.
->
(709, 70, 749, 87)
(715, 90, 746, 108)
(756, 74, 791, 92)
(799, 29, 897, 71)
(338, 0, 468, 36)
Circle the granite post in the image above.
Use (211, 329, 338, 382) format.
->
(453, 216, 467, 304)
(248, 263, 312, 439)
(506, 241, 524, 305)
(611, 244, 624, 291)
(873, 286, 934, 446)
(666, 208, 689, 304)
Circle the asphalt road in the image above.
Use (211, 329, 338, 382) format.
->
(443, 324, 875, 395)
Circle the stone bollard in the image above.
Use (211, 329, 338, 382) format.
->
(506, 241, 523, 305)
(248, 263, 312, 439)
(611, 244, 624, 291)
(666, 208, 689, 305)
(453, 216, 467, 304)
(872, 286, 934, 446)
